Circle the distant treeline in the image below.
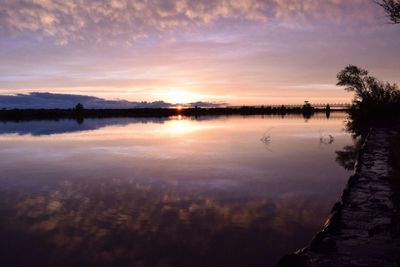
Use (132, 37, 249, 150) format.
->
(0, 106, 341, 121)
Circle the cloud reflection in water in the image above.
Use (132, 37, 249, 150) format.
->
(0, 114, 353, 266)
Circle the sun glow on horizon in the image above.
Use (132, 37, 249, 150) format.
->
(161, 90, 202, 104)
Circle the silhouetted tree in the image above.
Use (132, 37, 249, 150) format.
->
(75, 103, 84, 111)
(337, 65, 400, 106)
(302, 100, 314, 119)
(337, 65, 400, 137)
(377, 0, 400, 24)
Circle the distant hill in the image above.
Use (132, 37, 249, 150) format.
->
(0, 92, 225, 109)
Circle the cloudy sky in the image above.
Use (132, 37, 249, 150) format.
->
(0, 0, 399, 105)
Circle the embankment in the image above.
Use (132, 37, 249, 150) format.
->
(278, 128, 400, 267)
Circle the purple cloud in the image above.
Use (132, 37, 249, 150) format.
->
(0, 0, 379, 45)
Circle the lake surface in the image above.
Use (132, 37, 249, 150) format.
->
(0, 113, 354, 267)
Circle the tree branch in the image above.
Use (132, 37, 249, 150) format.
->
(376, 0, 400, 24)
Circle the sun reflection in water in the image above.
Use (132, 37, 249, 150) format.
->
(163, 118, 203, 135)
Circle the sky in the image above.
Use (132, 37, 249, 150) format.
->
(0, 0, 399, 105)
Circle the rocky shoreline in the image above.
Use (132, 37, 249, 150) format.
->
(278, 128, 400, 267)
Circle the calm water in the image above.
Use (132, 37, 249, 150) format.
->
(0, 114, 353, 267)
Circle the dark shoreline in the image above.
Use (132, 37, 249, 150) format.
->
(278, 128, 400, 267)
(0, 107, 346, 121)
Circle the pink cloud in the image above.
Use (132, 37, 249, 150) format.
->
(0, 0, 380, 45)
